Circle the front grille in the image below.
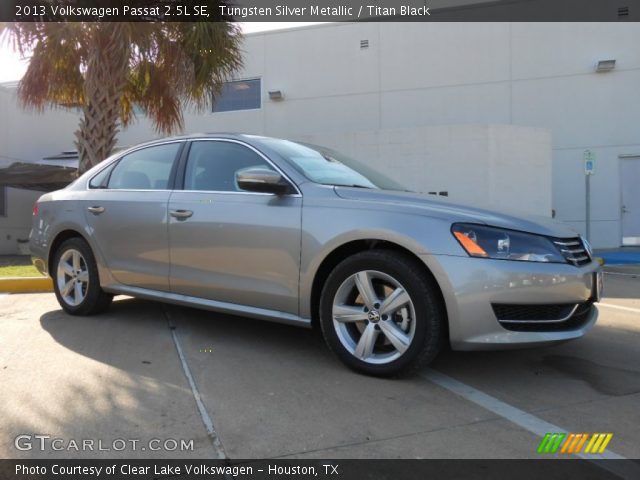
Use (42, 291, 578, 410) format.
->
(494, 301, 594, 332)
(553, 237, 591, 266)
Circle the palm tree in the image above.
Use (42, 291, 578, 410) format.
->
(2, 21, 243, 173)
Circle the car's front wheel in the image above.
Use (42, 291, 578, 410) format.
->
(319, 250, 445, 377)
(53, 237, 113, 315)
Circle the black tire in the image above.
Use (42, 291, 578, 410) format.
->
(52, 237, 113, 315)
(319, 249, 445, 377)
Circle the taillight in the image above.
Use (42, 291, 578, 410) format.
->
(32, 202, 39, 216)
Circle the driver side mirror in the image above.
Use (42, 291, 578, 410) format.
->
(236, 167, 294, 195)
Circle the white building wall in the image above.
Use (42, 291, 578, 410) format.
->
(0, 87, 79, 255)
(0, 86, 80, 164)
(2, 22, 638, 251)
(295, 125, 551, 217)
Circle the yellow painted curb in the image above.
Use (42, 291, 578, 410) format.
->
(0, 276, 53, 293)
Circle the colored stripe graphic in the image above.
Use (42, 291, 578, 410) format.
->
(597, 433, 614, 453)
(537, 433, 566, 453)
(539, 433, 613, 455)
(585, 433, 614, 454)
(560, 433, 575, 453)
(537, 433, 552, 454)
(584, 433, 600, 453)
(573, 433, 589, 453)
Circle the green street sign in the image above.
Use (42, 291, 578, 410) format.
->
(584, 150, 595, 175)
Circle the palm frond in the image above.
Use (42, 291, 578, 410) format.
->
(4, 19, 244, 171)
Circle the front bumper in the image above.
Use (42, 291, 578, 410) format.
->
(420, 254, 601, 350)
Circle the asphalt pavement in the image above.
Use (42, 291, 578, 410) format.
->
(0, 266, 639, 461)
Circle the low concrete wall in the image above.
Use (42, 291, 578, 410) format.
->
(0, 187, 41, 255)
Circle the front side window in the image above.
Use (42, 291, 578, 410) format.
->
(184, 141, 275, 192)
(212, 79, 261, 113)
(107, 143, 181, 190)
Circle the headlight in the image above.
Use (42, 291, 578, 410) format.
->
(451, 223, 565, 263)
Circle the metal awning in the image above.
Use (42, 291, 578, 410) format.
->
(0, 153, 78, 191)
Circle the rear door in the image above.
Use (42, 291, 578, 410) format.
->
(168, 139, 302, 314)
(84, 141, 183, 291)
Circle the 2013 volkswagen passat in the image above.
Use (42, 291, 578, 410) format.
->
(30, 134, 602, 376)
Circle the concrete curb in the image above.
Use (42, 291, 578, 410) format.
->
(0, 276, 53, 293)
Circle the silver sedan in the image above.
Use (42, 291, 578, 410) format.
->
(30, 134, 602, 376)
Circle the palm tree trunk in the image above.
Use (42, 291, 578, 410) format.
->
(75, 24, 130, 175)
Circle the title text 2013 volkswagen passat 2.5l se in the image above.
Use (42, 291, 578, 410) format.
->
(30, 134, 602, 376)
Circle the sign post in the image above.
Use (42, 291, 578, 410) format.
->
(584, 150, 595, 242)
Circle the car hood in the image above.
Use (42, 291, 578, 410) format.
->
(333, 187, 579, 238)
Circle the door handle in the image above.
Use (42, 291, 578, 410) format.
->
(170, 209, 193, 220)
(87, 206, 105, 215)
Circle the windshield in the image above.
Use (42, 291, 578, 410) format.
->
(256, 137, 409, 191)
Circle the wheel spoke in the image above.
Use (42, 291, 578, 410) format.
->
(74, 281, 83, 303)
(62, 262, 74, 276)
(354, 271, 378, 309)
(61, 279, 74, 297)
(354, 323, 379, 360)
(77, 271, 89, 283)
(379, 320, 411, 354)
(333, 304, 368, 323)
(380, 287, 411, 316)
(72, 251, 81, 272)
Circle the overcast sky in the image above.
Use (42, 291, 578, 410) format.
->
(0, 22, 326, 83)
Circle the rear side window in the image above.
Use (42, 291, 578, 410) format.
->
(184, 141, 275, 192)
(108, 143, 181, 190)
(89, 164, 115, 188)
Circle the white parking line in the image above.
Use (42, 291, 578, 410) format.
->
(163, 308, 227, 460)
(422, 369, 639, 479)
(598, 302, 640, 314)
(604, 271, 639, 278)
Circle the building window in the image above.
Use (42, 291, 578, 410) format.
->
(0, 187, 6, 217)
(213, 79, 261, 113)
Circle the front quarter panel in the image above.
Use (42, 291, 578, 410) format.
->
(298, 186, 464, 319)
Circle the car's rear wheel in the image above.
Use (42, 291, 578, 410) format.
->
(53, 237, 113, 315)
(319, 250, 445, 377)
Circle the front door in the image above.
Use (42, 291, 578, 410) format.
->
(621, 157, 640, 246)
(168, 140, 302, 315)
(84, 141, 183, 290)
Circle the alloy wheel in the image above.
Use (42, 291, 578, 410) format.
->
(332, 270, 416, 364)
(56, 249, 89, 307)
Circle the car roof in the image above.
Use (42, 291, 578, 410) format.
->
(136, 133, 270, 146)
